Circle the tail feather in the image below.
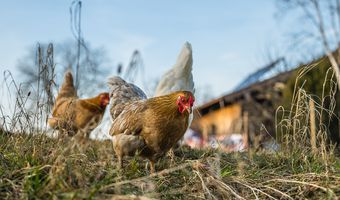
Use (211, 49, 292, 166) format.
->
(57, 71, 77, 99)
(174, 42, 193, 72)
(155, 41, 195, 96)
(64, 71, 74, 87)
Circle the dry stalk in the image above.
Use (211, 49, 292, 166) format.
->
(309, 98, 317, 155)
(265, 178, 337, 198)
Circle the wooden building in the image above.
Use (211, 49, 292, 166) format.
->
(191, 70, 293, 147)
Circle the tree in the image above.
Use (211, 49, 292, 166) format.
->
(277, 0, 340, 90)
(17, 40, 112, 98)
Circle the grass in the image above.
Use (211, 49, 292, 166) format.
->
(0, 131, 339, 199)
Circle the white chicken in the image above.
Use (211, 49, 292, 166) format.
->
(155, 41, 195, 96)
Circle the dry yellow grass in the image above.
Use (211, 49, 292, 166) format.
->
(0, 130, 339, 199)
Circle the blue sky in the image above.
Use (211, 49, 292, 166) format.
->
(0, 1, 292, 100)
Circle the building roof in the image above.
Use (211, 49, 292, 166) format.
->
(197, 70, 293, 116)
(233, 58, 286, 91)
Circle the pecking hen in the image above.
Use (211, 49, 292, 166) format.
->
(48, 71, 110, 138)
(108, 76, 195, 172)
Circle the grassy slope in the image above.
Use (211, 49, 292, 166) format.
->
(0, 131, 339, 200)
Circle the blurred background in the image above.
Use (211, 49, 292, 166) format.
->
(0, 1, 302, 99)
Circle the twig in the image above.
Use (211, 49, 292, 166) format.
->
(265, 178, 336, 197)
(100, 162, 193, 190)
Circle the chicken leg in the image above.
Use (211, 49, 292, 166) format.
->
(149, 159, 155, 174)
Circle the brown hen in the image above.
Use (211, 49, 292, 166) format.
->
(48, 71, 109, 138)
(108, 76, 194, 172)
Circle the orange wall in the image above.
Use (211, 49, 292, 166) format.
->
(197, 103, 242, 140)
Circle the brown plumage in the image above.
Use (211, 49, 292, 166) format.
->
(108, 76, 194, 172)
(48, 71, 110, 138)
